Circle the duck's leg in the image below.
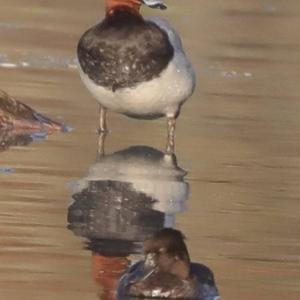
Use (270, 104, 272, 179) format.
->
(166, 117, 176, 154)
(97, 131, 107, 157)
(98, 105, 108, 133)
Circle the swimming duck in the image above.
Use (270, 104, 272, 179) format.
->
(77, 0, 195, 153)
(0, 90, 64, 131)
(117, 228, 220, 299)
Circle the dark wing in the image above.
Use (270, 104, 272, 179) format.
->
(77, 16, 174, 91)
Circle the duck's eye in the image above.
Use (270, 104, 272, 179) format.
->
(158, 247, 166, 254)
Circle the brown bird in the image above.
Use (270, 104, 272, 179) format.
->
(0, 90, 64, 131)
(117, 228, 220, 299)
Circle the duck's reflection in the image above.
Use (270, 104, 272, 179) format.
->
(67, 144, 189, 299)
(0, 129, 33, 151)
(0, 129, 48, 152)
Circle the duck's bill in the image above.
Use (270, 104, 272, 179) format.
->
(141, 0, 167, 10)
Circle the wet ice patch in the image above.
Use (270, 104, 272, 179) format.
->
(25, 54, 77, 69)
(0, 167, 15, 174)
(0, 62, 17, 68)
(61, 125, 73, 133)
(29, 132, 48, 142)
(263, 3, 278, 13)
(244, 72, 253, 78)
(0, 52, 77, 70)
(206, 66, 253, 79)
(67, 63, 78, 69)
(20, 61, 30, 67)
(0, 22, 24, 30)
(221, 70, 237, 78)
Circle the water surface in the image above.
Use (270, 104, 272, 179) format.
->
(0, 1, 300, 299)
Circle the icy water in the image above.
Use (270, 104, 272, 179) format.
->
(1, 0, 300, 299)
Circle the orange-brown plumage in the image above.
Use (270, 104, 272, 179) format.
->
(105, 0, 141, 15)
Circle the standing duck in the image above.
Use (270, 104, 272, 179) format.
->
(77, 0, 195, 153)
(117, 228, 220, 299)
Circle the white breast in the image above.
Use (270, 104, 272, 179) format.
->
(78, 17, 196, 119)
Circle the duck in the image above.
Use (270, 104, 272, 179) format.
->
(117, 228, 220, 299)
(0, 89, 64, 131)
(77, 0, 196, 153)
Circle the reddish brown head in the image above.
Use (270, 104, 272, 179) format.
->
(105, 0, 142, 15)
(105, 0, 167, 15)
(144, 228, 191, 280)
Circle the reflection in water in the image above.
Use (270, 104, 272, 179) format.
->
(2, 1, 300, 299)
(118, 228, 220, 300)
(0, 129, 48, 152)
(92, 254, 130, 300)
(68, 144, 189, 299)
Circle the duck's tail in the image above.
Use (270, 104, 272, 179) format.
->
(0, 90, 66, 132)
